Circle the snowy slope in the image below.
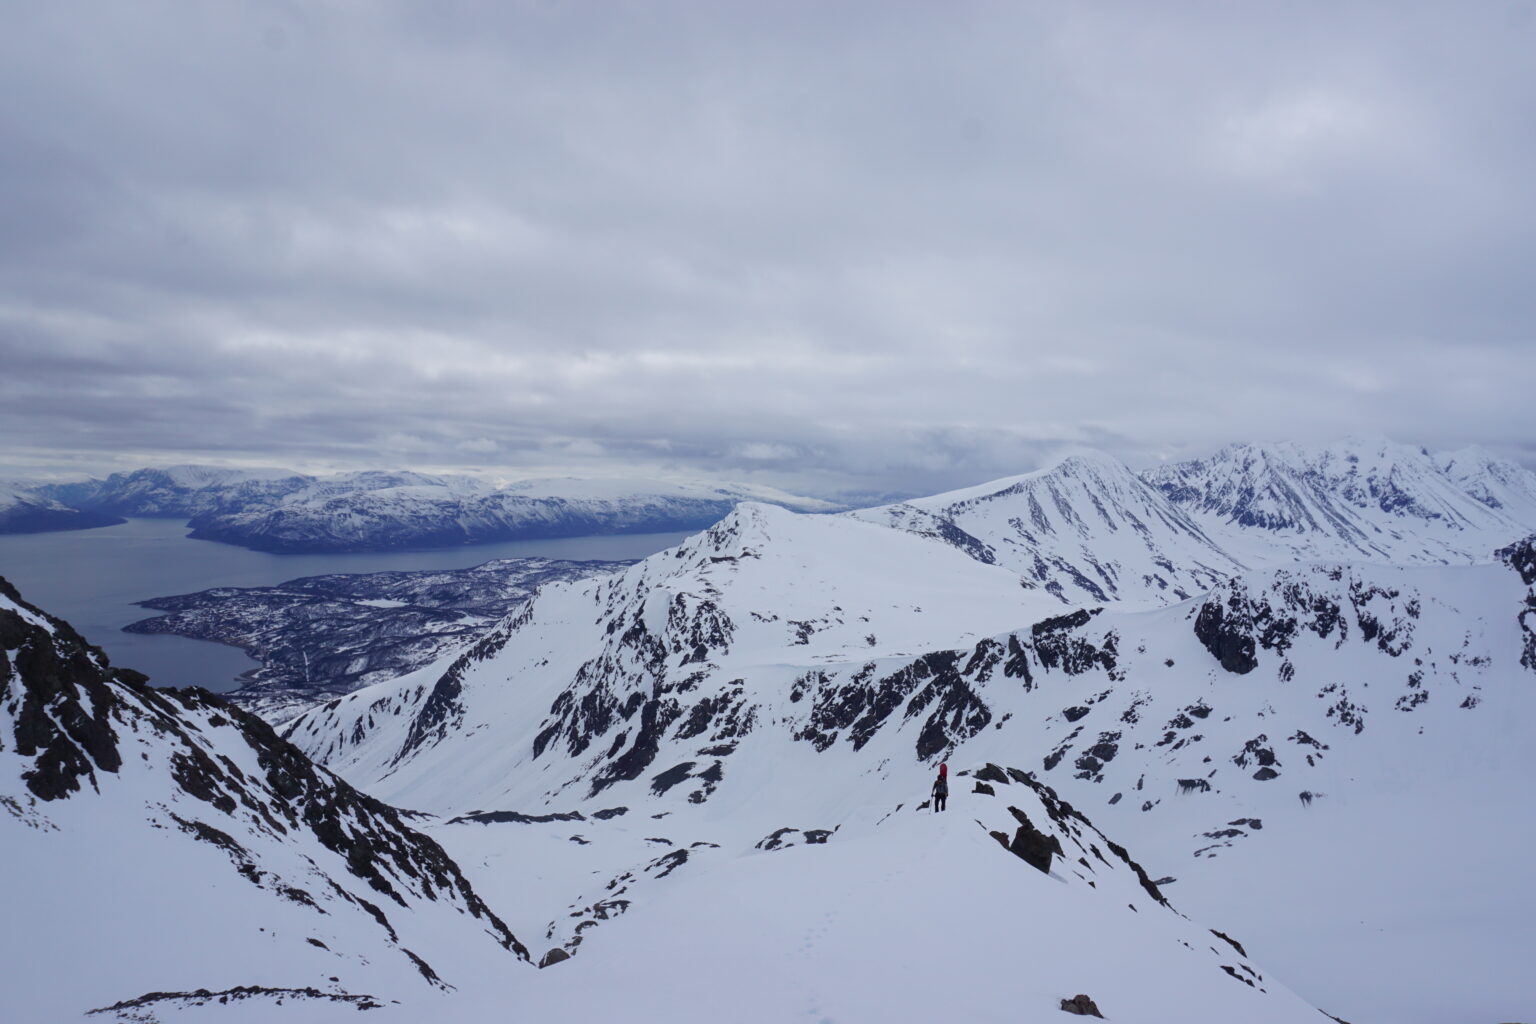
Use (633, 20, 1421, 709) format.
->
(1438, 443, 1536, 525)
(0, 576, 530, 1022)
(0, 481, 124, 533)
(779, 541, 1536, 1023)
(0, 571, 1331, 1023)
(282, 502, 1063, 810)
(849, 442, 1536, 611)
(360, 767, 1321, 1024)
(1144, 438, 1536, 566)
(279, 497, 1536, 1022)
(849, 450, 1245, 608)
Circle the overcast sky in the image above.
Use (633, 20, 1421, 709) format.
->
(2, 1, 1533, 498)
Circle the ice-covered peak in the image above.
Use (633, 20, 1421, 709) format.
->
(886, 448, 1138, 512)
(679, 500, 783, 559)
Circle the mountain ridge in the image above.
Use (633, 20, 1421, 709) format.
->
(1, 574, 1333, 1023)
(0, 574, 532, 1021)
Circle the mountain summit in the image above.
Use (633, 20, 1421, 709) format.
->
(850, 451, 1243, 607)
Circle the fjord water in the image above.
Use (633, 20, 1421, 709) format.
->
(0, 518, 692, 692)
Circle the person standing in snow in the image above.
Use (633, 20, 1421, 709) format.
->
(931, 768, 948, 812)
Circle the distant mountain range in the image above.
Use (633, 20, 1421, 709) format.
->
(10, 441, 1534, 564)
(9, 466, 841, 552)
(116, 439, 1536, 724)
(0, 482, 124, 534)
(1144, 439, 1536, 565)
(854, 439, 1536, 608)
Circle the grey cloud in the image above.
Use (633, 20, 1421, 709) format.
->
(2, 1, 1534, 495)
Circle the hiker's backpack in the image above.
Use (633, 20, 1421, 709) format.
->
(938, 762, 948, 779)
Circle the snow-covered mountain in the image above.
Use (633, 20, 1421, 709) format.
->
(0, 575, 530, 1022)
(12, 441, 1536, 1020)
(281, 502, 1063, 807)
(1144, 438, 1536, 566)
(283, 505, 1536, 872)
(380, 761, 1323, 1024)
(278, 502, 1536, 1022)
(21, 464, 841, 551)
(33, 464, 315, 518)
(0, 570, 1328, 1022)
(844, 442, 1536, 611)
(187, 475, 840, 553)
(1437, 443, 1536, 524)
(849, 450, 1244, 608)
(0, 481, 124, 533)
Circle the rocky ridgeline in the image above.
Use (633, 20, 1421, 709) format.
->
(1500, 535, 1536, 669)
(1, 575, 530, 1014)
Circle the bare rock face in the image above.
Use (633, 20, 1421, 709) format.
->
(538, 948, 571, 969)
(1060, 992, 1104, 1017)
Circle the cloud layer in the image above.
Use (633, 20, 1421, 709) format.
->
(3, 1, 1533, 496)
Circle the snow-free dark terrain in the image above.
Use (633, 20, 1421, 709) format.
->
(125, 557, 634, 723)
